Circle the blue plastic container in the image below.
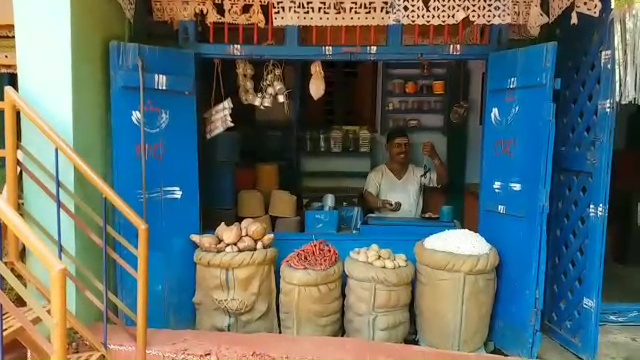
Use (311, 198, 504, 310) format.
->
(202, 161, 236, 209)
(338, 206, 364, 232)
(206, 131, 240, 162)
(305, 210, 339, 233)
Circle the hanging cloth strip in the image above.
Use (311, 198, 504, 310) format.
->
(116, 0, 136, 22)
(614, 3, 640, 105)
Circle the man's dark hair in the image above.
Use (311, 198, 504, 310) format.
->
(386, 127, 409, 144)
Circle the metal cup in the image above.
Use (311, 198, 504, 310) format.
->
(276, 94, 286, 103)
(262, 96, 273, 107)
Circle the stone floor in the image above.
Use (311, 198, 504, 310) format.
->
(539, 326, 640, 359)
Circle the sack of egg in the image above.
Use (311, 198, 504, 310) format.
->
(344, 244, 415, 343)
(191, 218, 278, 334)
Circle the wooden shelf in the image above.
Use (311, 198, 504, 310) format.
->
(385, 109, 444, 115)
(386, 92, 445, 98)
(303, 171, 369, 178)
(302, 151, 371, 158)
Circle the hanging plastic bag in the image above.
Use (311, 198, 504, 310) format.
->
(309, 61, 325, 100)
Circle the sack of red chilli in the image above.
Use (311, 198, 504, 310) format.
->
(279, 240, 343, 337)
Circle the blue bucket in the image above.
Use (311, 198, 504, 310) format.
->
(206, 131, 240, 162)
(203, 161, 236, 209)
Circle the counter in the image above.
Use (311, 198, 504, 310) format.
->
(274, 216, 460, 273)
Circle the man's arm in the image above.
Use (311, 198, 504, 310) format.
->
(432, 156, 449, 186)
(363, 169, 384, 211)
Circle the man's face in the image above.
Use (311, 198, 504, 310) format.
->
(387, 137, 410, 164)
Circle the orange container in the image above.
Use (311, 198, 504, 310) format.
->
(432, 81, 446, 94)
(236, 167, 256, 190)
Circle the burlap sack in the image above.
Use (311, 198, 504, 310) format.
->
(343, 257, 415, 343)
(279, 261, 343, 337)
(414, 242, 500, 352)
(193, 248, 279, 333)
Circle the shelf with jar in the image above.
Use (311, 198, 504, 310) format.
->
(380, 61, 451, 134)
(299, 126, 372, 183)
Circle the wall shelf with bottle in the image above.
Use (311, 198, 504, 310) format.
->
(380, 61, 451, 134)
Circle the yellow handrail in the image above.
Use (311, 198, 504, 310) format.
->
(3, 85, 149, 359)
(0, 198, 67, 359)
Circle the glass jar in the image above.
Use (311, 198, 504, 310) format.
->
(330, 128, 343, 153)
(358, 128, 371, 153)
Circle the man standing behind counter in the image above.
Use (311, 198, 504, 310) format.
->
(363, 127, 449, 218)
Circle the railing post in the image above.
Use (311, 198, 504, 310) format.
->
(50, 266, 68, 360)
(101, 197, 109, 350)
(136, 225, 149, 360)
(3, 87, 19, 262)
(54, 148, 63, 259)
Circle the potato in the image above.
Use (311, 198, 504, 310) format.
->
(366, 249, 379, 258)
(216, 242, 227, 252)
(237, 236, 256, 251)
(395, 254, 407, 262)
(379, 249, 392, 260)
(372, 259, 385, 268)
(384, 259, 395, 269)
(397, 259, 407, 267)
(215, 222, 229, 237)
(369, 244, 380, 252)
(225, 244, 239, 253)
(357, 252, 368, 262)
(247, 222, 267, 240)
(260, 234, 275, 248)
(221, 223, 242, 244)
(349, 250, 358, 259)
(393, 260, 400, 268)
(256, 241, 265, 249)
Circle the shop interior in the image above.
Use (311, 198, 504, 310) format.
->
(196, 55, 640, 314)
(197, 58, 479, 233)
(605, 103, 640, 305)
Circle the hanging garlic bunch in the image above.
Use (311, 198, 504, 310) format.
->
(309, 61, 325, 101)
(204, 60, 234, 140)
(236, 60, 258, 105)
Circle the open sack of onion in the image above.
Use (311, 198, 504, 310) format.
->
(190, 218, 274, 253)
(349, 244, 408, 269)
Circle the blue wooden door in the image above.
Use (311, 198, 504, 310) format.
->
(479, 42, 557, 358)
(109, 41, 200, 329)
(543, 9, 616, 359)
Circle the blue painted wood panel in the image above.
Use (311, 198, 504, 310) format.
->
(178, 23, 502, 60)
(543, 7, 617, 359)
(109, 41, 200, 329)
(479, 42, 557, 358)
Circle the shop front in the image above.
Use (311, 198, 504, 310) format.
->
(107, 1, 619, 358)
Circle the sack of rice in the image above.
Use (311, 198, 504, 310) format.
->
(193, 248, 279, 334)
(414, 229, 499, 352)
(344, 244, 415, 343)
(279, 240, 343, 337)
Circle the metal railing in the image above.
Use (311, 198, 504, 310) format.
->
(2, 86, 150, 359)
(0, 196, 67, 359)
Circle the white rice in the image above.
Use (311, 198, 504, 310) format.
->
(423, 229, 492, 256)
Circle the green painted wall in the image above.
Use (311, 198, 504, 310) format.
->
(69, 0, 127, 323)
(13, 0, 126, 323)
